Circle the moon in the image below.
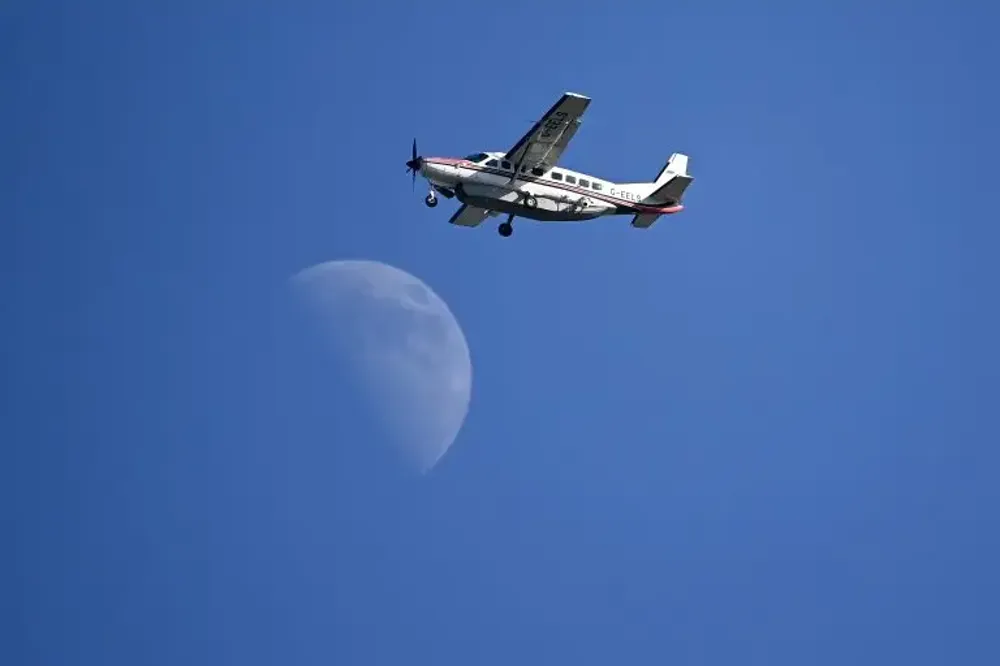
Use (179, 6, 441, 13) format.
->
(290, 259, 472, 473)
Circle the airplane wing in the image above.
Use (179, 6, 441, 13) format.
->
(448, 204, 490, 227)
(504, 92, 591, 171)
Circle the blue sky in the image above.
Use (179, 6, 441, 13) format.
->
(4, 1, 1000, 664)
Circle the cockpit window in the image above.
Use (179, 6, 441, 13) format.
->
(463, 153, 489, 163)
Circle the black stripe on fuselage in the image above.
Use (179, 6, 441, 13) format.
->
(433, 160, 680, 213)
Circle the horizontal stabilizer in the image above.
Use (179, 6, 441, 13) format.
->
(630, 213, 661, 229)
(448, 204, 490, 227)
(647, 174, 693, 205)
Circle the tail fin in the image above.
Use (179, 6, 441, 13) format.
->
(629, 153, 694, 229)
(642, 152, 693, 205)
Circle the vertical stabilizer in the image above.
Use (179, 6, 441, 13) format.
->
(640, 153, 693, 204)
(629, 152, 693, 229)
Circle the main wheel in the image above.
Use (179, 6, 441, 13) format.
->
(523, 194, 537, 209)
(498, 221, 513, 237)
(424, 193, 438, 208)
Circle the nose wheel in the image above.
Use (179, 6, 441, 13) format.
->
(498, 214, 514, 237)
(424, 192, 438, 208)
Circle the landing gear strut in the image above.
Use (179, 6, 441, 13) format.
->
(424, 191, 438, 208)
(498, 214, 514, 237)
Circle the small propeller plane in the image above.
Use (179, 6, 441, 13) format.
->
(405, 91, 693, 237)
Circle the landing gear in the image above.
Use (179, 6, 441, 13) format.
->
(498, 214, 514, 237)
(424, 192, 438, 208)
(523, 193, 537, 209)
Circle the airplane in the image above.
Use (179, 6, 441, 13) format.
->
(404, 91, 693, 237)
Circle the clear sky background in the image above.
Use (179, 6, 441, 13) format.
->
(4, 1, 1000, 664)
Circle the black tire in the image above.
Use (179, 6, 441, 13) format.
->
(424, 194, 437, 208)
(523, 195, 537, 209)
(498, 222, 513, 237)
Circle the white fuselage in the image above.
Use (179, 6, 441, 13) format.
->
(418, 151, 679, 222)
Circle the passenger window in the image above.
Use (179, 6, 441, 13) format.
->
(551, 172, 563, 180)
(579, 179, 590, 187)
(565, 175, 576, 184)
(591, 181, 603, 190)
(486, 159, 499, 167)
(501, 161, 511, 170)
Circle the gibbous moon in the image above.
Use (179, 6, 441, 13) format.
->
(290, 259, 472, 473)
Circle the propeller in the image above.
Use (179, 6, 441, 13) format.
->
(405, 138, 423, 189)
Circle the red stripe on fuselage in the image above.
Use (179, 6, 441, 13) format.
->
(425, 157, 464, 166)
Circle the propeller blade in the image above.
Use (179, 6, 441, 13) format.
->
(406, 139, 423, 190)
